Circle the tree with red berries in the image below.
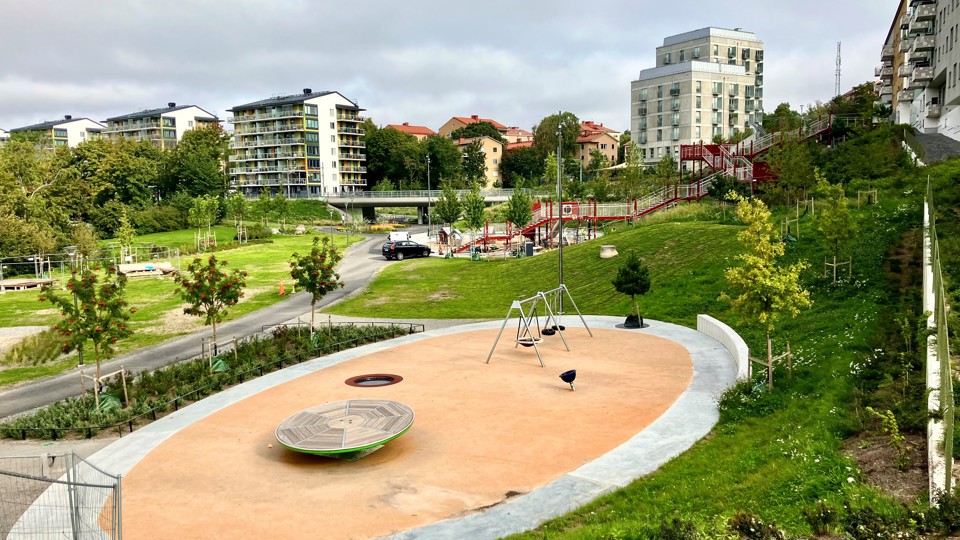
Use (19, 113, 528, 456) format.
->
(174, 255, 247, 362)
(290, 236, 344, 337)
(40, 266, 135, 407)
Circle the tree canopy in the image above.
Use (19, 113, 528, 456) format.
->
(449, 121, 504, 143)
(533, 112, 580, 160)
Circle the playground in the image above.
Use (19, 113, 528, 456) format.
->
(82, 317, 736, 539)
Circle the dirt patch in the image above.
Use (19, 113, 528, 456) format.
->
(843, 432, 927, 503)
(426, 289, 459, 301)
(139, 310, 203, 335)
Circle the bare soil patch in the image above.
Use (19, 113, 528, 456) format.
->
(843, 432, 927, 503)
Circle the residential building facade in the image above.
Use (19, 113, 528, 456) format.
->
(104, 103, 218, 149)
(880, 0, 957, 136)
(227, 89, 366, 198)
(455, 136, 504, 188)
(630, 27, 764, 166)
(438, 115, 508, 138)
(578, 121, 621, 167)
(386, 122, 435, 141)
(9, 115, 104, 147)
(504, 126, 533, 144)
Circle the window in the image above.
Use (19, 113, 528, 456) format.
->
(54, 129, 68, 138)
(493, 146, 498, 152)
(330, 122, 336, 129)
(695, 126, 701, 139)
(306, 119, 318, 128)
(601, 143, 607, 150)
(657, 101, 663, 113)
(729, 83, 739, 96)
(695, 111, 701, 123)
(54, 140, 67, 146)
(679, 50, 685, 62)
(755, 50, 764, 61)
(756, 75, 764, 86)
(693, 46, 701, 58)
(162, 118, 175, 127)
(330, 109, 335, 117)
(664, 52, 672, 64)
(639, 118, 647, 129)
(712, 82, 723, 95)
(696, 96, 702, 108)
(306, 132, 319, 142)
(330, 135, 336, 142)
(696, 80, 702, 93)
(713, 44, 719, 56)
(493, 158, 498, 164)
(657, 85, 663, 98)
(745, 60, 751, 72)
(670, 82, 681, 96)
(729, 98, 739, 110)
(657, 115, 663, 127)
(640, 88, 648, 100)
(188, 120, 195, 128)
(657, 129, 663, 141)
(163, 129, 176, 139)
(712, 97, 722, 110)
(308, 159, 320, 168)
(672, 127, 680, 140)
(305, 105, 317, 115)
(672, 98, 680, 110)
(307, 146, 319, 156)
(727, 46, 736, 58)
(756, 62, 764, 74)
(672, 113, 680, 126)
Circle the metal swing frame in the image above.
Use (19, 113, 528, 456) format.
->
(486, 285, 592, 367)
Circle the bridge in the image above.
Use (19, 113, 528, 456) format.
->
(321, 189, 516, 222)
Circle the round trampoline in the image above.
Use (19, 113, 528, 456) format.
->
(274, 398, 415, 455)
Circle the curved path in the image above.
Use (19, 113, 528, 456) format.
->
(0, 229, 417, 420)
(76, 316, 735, 540)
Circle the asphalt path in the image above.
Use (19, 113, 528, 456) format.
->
(0, 229, 415, 421)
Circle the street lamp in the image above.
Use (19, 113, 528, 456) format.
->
(556, 115, 564, 320)
(425, 155, 432, 237)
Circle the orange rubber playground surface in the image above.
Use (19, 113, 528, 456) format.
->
(113, 325, 699, 539)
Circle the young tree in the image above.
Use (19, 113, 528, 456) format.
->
(273, 193, 290, 231)
(813, 169, 856, 284)
(432, 182, 463, 250)
(766, 139, 814, 205)
(461, 182, 486, 245)
(41, 266, 135, 407)
(653, 154, 678, 190)
(225, 192, 247, 228)
(504, 189, 533, 232)
(289, 236, 344, 337)
(255, 190, 272, 227)
(116, 209, 137, 262)
(720, 194, 812, 389)
(611, 251, 651, 327)
(174, 255, 247, 361)
(461, 140, 487, 184)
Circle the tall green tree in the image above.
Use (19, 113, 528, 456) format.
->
(766, 139, 814, 205)
(720, 194, 812, 389)
(499, 146, 544, 188)
(449, 121, 505, 143)
(762, 103, 802, 133)
(813, 169, 856, 284)
(161, 124, 229, 199)
(41, 266, 135, 406)
(116, 209, 137, 261)
(533, 112, 580, 159)
(366, 122, 422, 189)
(654, 154, 678, 189)
(461, 140, 487, 184)
(423, 135, 463, 186)
(289, 236, 344, 337)
(174, 255, 247, 361)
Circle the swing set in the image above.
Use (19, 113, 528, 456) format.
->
(486, 285, 593, 367)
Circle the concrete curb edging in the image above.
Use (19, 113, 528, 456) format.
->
(696, 314, 749, 381)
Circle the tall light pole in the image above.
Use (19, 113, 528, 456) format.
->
(556, 113, 564, 320)
(426, 155, 432, 237)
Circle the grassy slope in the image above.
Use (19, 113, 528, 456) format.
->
(0, 231, 359, 386)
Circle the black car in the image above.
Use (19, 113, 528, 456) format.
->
(382, 240, 431, 260)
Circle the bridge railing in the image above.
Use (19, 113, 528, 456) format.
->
(323, 189, 517, 199)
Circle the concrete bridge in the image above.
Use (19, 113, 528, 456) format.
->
(322, 189, 516, 222)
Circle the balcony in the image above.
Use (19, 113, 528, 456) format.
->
(898, 65, 913, 78)
(336, 127, 365, 135)
(907, 75, 926, 90)
(669, 87, 680, 96)
(638, 108, 648, 116)
(912, 64, 934, 83)
(229, 137, 306, 149)
(881, 46, 894, 61)
(910, 35, 935, 58)
(898, 90, 915, 102)
(928, 104, 942, 118)
(338, 140, 366, 148)
(339, 153, 366, 160)
(880, 65, 894, 81)
(880, 84, 894, 96)
(228, 110, 306, 123)
(909, 20, 933, 35)
(913, 3, 936, 21)
(336, 113, 365, 122)
(728, 115, 738, 126)
(339, 165, 367, 173)
(900, 36, 913, 52)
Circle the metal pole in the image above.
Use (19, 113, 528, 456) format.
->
(426, 155, 432, 238)
(556, 113, 564, 319)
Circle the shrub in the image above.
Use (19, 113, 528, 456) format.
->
(727, 512, 784, 540)
(0, 328, 66, 367)
(132, 205, 187, 234)
(802, 499, 837, 536)
(241, 226, 273, 241)
(656, 517, 700, 540)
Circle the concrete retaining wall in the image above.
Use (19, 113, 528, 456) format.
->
(924, 201, 948, 502)
(697, 314, 749, 381)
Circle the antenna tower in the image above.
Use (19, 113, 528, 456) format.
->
(835, 41, 842, 96)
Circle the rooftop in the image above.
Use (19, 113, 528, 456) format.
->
(452, 115, 508, 130)
(387, 122, 436, 136)
(106, 103, 217, 122)
(229, 89, 359, 112)
(635, 60, 749, 82)
(10, 116, 102, 132)
(662, 27, 761, 47)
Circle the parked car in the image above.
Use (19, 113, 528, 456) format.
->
(382, 240, 431, 260)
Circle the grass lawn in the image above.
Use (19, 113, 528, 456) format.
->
(0, 230, 359, 385)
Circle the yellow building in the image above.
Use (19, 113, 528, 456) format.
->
(455, 135, 504, 188)
(438, 115, 508, 138)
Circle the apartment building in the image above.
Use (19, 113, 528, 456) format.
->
(227, 89, 366, 198)
(438, 115, 508, 138)
(880, 0, 959, 136)
(455, 135, 504, 188)
(386, 122, 435, 141)
(578, 121, 620, 167)
(504, 126, 533, 144)
(630, 27, 764, 166)
(104, 103, 218, 149)
(0, 128, 8, 147)
(9, 115, 105, 148)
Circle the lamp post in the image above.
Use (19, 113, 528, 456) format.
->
(425, 155, 432, 238)
(556, 115, 564, 319)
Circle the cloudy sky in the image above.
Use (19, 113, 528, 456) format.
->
(0, 0, 895, 134)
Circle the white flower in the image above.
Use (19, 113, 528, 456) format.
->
(847, 477, 855, 483)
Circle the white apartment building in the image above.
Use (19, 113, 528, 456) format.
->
(228, 89, 366, 198)
(9, 115, 105, 148)
(631, 27, 764, 166)
(104, 103, 219, 149)
(881, 0, 960, 138)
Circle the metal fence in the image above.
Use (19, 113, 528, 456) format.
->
(925, 180, 954, 498)
(0, 453, 121, 539)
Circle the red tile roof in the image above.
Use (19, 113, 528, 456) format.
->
(507, 140, 534, 150)
(580, 121, 619, 134)
(505, 126, 533, 137)
(387, 122, 436, 136)
(452, 115, 508, 130)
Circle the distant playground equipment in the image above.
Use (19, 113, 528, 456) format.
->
(275, 399, 415, 460)
(486, 285, 592, 367)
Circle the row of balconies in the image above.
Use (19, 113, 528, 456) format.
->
(336, 127, 364, 135)
(338, 153, 366, 160)
(230, 165, 308, 174)
(230, 137, 306, 148)
(229, 110, 308, 123)
(339, 139, 366, 148)
(234, 123, 304, 135)
(336, 112, 365, 122)
(107, 120, 166, 131)
(229, 151, 307, 162)
(232, 178, 310, 187)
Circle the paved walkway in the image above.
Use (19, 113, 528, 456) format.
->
(76, 316, 734, 540)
